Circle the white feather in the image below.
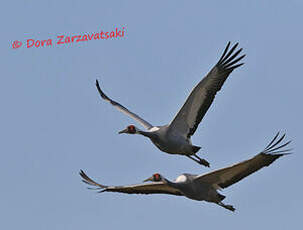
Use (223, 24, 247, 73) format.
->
(149, 127, 160, 132)
(175, 175, 187, 183)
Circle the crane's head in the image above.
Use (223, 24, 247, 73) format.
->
(143, 173, 164, 183)
(118, 125, 137, 134)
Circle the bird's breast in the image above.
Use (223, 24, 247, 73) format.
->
(150, 134, 193, 155)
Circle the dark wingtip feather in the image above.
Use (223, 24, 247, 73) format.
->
(80, 170, 89, 181)
(79, 170, 108, 191)
(221, 46, 242, 66)
(95, 79, 110, 101)
(219, 42, 239, 64)
(228, 62, 244, 71)
(264, 133, 285, 152)
(264, 132, 280, 150)
(96, 79, 102, 92)
(217, 42, 245, 70)
(218, 42, 231, 63)
(225, 54, 245, 69)
(263, 133, 293, 155)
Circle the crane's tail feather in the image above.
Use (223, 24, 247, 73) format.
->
(217, 193, 226, 201)
(192, 146, 201, 153)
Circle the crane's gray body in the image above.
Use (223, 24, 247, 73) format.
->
(173, 174, 222, 203)
(145, 125, 200, 155)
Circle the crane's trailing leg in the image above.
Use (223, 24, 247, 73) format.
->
(186, 155, 210, 167)
(194, 153, 210, 167)
(217, 202, 235, 212)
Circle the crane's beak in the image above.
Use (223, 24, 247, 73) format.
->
(143, 176, 153, 182)
(118, 128, 128, 134)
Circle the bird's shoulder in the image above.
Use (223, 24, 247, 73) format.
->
(175, 173, 197, 183)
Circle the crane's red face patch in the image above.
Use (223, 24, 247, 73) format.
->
(128, 125, 136, 134)
(153, 173, 161, 181)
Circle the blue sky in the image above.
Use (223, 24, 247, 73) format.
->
(1, 1, 302, 229)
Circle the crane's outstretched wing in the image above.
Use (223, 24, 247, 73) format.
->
(195, 132, 292, 189)
(95, 80, 153, 130)
(168, 42, 245, 138)
(80, 170, 182, 196)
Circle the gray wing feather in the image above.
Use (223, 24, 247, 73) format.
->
(169, 42, 245, 138)
(195, 133, 291, 189)
(96, 80, 153, 130)
(80, 170, 183, 196)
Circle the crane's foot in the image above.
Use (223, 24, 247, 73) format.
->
(194, 154, 210, 167)
(186, 155, 210, 167)
(218, 202, 236, 212)
(199, 158, 210, 167)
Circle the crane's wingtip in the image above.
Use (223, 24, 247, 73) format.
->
(263, 132, 293, 155)
(95, 80, 110, 101)
(218, 42, 245, 68)
(231, 42, 239, 49)
(79, 170, 90, 181)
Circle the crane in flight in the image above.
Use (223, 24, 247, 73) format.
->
(96, 42, 245, 167)
(80, 132, 291, 211)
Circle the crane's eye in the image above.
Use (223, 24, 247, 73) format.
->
(128, 125, 135, 133)
(153, 173, 161, 181)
